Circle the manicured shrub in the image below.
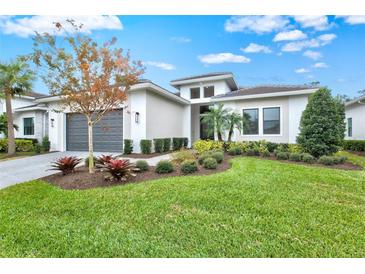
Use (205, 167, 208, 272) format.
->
(155, 160, 174, 174)
(288, 144, 302, 154)
(261, 149, 271, 157)
(211, 151, 224, 163)
(246, 148, 259, 156)
(172, 138, 183, 150)
(193, 140, 223, 154)
(198, 152, 212, 165)
(343, 140, 365, 152)
(302, 153, 315, 164)
(153, 138, 164, 153)
(297, 88, 346, 157)
(181, 160, 198, 174)
(234, 147, 243, 155)
(276, 152, 289, 160)
(266, 142, 278, 153)
(16, 139, 34, 152)
(163, 138, 171, 152)
(140, 139, 152, 154)
(318, 156, 335, 165)
(203, 157, 217, 169)
(84, 156, 97, 167)
(51, 156, 82, 175)
(105, 159, 136, 181)
(182, 137, 189, 148)
(171, 149, 195, 165)
(34, 143, 42, 154)
(227, 147, 237, 156)
(135, 160, 149, 171)
(289, 153, 302, 162)
(333, 156, 347, 164)
(41, 136, 50, 152)
(123, 139, 133, 154)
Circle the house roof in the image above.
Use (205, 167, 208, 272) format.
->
(23, 91, 46, 98)
(170, 72, 233, 82)
(14, 103, 48, 112)
(345, 94, 365, 107)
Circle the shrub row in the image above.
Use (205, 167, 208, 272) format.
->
(139, 137, 188, 154)
(275, 152, 346, 165)
(343, 140, 365, 152)
(0, 139, 34, 152)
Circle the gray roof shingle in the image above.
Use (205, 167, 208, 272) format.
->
(170, 72, 233, 82)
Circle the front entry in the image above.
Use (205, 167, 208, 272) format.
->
(200, 105, 214, 140)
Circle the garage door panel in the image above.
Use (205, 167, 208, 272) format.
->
(66, 110, 123, 152)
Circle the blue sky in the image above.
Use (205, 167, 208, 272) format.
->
(1, 15, 365, 97)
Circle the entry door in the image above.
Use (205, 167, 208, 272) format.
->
(200, 105, 214, 140)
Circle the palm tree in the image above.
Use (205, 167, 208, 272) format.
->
(200, 103, 230, 141)
(225, 112, 250, 142)
(0, 60, 34, 156)
(0, 113, 18, 137)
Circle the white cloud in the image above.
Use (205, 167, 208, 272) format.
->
(241, 43, 272, 53)
(295, 68, 310, 74)
(170, 36, 191, 43)
(293, 15, 330, 31)
(273, 29, 307, 42)
(303, 50, 322, 60)
(338, 16, 365, 25)
(0, 15, 123, 37)
(224, 16, 289, 34)
(145, 61, 176, 71)
(312, 62, 328, 68)
(317, 33, 337, 44)
(282, 33, 336, 52)
(198, 53, 251, 64)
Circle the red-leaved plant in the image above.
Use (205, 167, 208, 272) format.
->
(50, 156, 82, 175)
(104, 159, 137, 181)
(96, 154, 117, 167)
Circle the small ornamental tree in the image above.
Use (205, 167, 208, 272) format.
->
(29, 20, 144, 173)
(297, 87, 346, 157)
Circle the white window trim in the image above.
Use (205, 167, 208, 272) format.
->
(23, 116, 35, 136)
(242, 105, 283, 137)
(189, 86, 201, 100)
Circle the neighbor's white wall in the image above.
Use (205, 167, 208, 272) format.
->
(179, 80, 231, 103)
(129, 89, 147, 153)
(288, 95, 309, 143)
(47, 102, 67, 152)
(345, 103, 365, 140)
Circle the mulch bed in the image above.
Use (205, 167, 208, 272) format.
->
(347, 150, 365, 157)
(42, 155, 233, 190)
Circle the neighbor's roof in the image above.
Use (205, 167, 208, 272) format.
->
(170, 72, 233, 82)
(14, 103, 48, 112)
(23, 91, 45, 98)
(345, 94, 365, 107)
(212, 85, 319, 101)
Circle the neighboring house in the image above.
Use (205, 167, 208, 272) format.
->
(345, 94, 365, 140)
(1, 72, 318, 153)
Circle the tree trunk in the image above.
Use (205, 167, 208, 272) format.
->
(217, 131, 223, 142)
(5, 91, 16, 156)
(228, 129, 233, 142)
(87, 119, 95, 174)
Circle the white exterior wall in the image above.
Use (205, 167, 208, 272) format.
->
(47, 102, 67, 151)
(129, 89, 147, 153)
(345, 103, 365, 140)
(12, 110, 46, 141)
(288, 95, 309, 143)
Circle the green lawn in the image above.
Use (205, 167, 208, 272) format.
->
(1, 157, 365, 257)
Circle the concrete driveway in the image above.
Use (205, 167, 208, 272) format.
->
(0, 151, 171, 189)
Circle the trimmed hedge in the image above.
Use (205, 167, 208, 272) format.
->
(140, 139, 152, 154)
(153, 138, 164, 153)
(181, 160, 198, 174)
(155, 160, 174, 174)
(0, 139, 34, 152)
(163, 138, 171, 152)
(203, 157, 217, 169)
(343, 140, 365, 152)
(135, 160, 149, 171)
(123, 139, 133, 154)
(42, 136, 50, 152)
(172, 137, 188, 150)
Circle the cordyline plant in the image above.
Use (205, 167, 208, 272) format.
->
(28, 20, 144, 173)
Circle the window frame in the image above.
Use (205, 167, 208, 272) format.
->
(23, 117, 35, 136)
(242, 108, 259, 136)
(263, 107, 281, 135)
(203, 85, 215, 98)
(190, 87, 200, 99)
(347, 117, 352, 137)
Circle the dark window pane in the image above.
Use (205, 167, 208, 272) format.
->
(190, 88, 200, 99)
(263, 107, 280, 134)
(243, 108, 259, 135)
(23, 117, 34, 135)
(204, 86, 214, 98)
(347, 118, 352, 137)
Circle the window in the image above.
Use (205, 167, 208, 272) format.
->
(263, 107, 280, 134)
(190, 87, 200, 99)
(23, 117, 34, 135)
(347, 118, 352, 137)
(204, 86, 214, 98)
(243, 108, 259, 135)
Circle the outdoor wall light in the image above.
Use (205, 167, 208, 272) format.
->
(135, 112, 140, 123)
(51, 118, 55, 128)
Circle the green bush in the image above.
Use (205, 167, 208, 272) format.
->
(302, 153, 315, 164)
(0, 139, 7, 152)
(227, 147, 237, 156)
(123, 139, 133, 154)
(343, 140, 365, 152)
(266, 142, 278, 153)
(155, 160, 174, 174)
(276, 152, 290, 160)
(34, 143, 42, 153)
(333, 156, 347, 164)
(289, 153, 302, 162)
(16, 138, 38, 145)
(211, 151, 224, 163)
(318, 156, 335, 165)
(297, 88, 346, 157)
(288, 144, 302, 153)
(261, 149, 271, 157)
(198, 152, 212, 165)
(182, 138, 189, 148)
(203, 157, 217, 169)
(41, 136, 50, 152)
(246, 148, 259, 156)
(172, 138, 183, 150)
(193, 140, 223, 154)
(171, 149, 195, 165)
(163, 138, 171, 152)
(153, 138, 164, 153)
(140, 139, 152, 154)
(15, 139, 34, 152)
(135, 160, 149, 171)
(181, 160, 198, 174)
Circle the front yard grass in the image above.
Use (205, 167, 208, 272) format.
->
(0, 157, 365, 257)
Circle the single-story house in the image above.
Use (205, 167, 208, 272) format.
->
(1, 72, 319, 153)
(345, 94, 365, 140)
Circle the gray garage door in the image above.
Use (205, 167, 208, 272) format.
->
(66, 109, 123, 152)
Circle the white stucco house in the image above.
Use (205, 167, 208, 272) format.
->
(345, 94, 365, 140)
(0, 72, 319, 153)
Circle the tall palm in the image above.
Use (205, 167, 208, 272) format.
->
(200, 103, 230, 141)
(0, 60, 34, 156)
(225, 112, 250, 142)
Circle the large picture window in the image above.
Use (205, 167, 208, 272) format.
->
(190, 87, 200, 99)
(23, 117, 34, 135)
(347, 117, 352, 137)
(263, 107, 280, 134)
(243, 108, 259, 135)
